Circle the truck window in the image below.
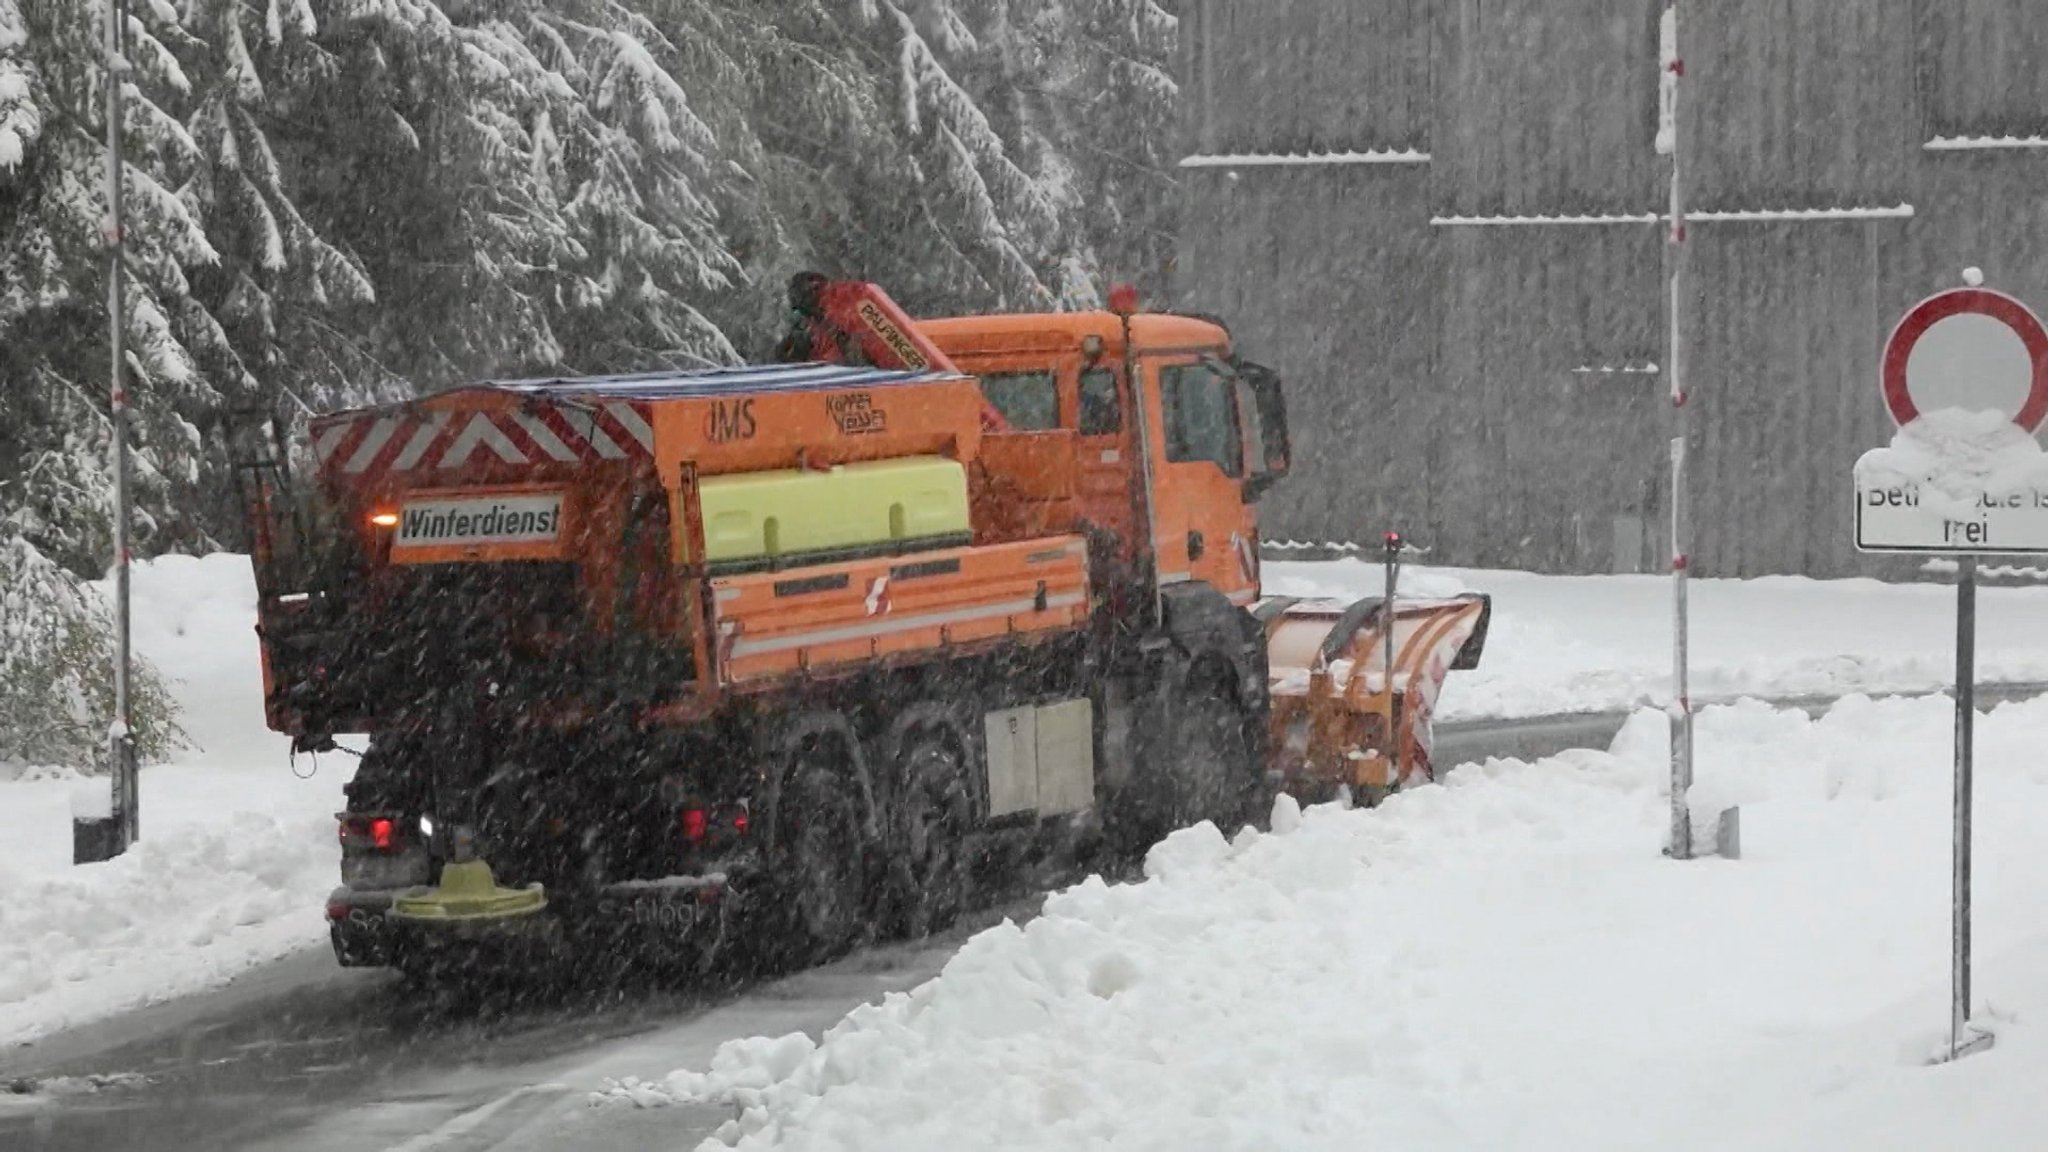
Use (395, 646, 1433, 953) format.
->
(1234, 375, 1266, 471)
(980, 371, 1060, 431)
(1079, 367, 1121, 435)
(1161, 363, 1243, 478)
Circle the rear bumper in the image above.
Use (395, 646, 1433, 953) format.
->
(325, 873, 735, 969)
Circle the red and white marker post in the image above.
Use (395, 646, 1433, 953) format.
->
(1659, 3, 1698, 861)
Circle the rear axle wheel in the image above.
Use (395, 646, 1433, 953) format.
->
(1170, 683, 1263, 834)
(773, 735, 869, 964)
(885, 732, 974, 938)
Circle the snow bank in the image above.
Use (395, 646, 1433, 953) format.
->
(11, 546, 2048, 1054)
(0, 553, 348, 1048)
(615, 694, 2048, 1150)
(1264, 557, 2048, 720)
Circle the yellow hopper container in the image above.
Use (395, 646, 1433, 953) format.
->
(698, 455, 970, 567)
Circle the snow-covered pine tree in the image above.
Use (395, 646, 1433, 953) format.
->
(1059, 0, 1180, 299)
(682, 0, 917, 348)
(0, 536, 181, 769)
(523, 0, 749, 372)
(248, 0, 580, 392)
(953, 0, 1179, 303)
(871, 0, 1062, 309)
(0, 0, 31, 172)
(2, 0, 228, 573)
(178, 0, 381, 418)
(912, 0, 1095, 309)
(718, 0, 1177, 321)
(0, 0, 206, 767)
(266, 0, 756, 386)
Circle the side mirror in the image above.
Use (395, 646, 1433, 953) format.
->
(1231, 357, 1291, 500)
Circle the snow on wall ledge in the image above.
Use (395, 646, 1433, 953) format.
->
(1177, 149, 1429, 169)
(605, 694, 2048, 1151)
(1431, 204, 1915, 226)
(1925, 135, 2048, 152)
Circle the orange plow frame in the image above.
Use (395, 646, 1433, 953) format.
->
(1258, 591, 1491, 803)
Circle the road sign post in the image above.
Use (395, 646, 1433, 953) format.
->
(1950, 556, 1982, 1063)
(1855, 277, 2048, 1063)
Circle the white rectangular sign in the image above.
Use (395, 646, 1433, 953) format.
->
(396, 493, 564, 548)
(1855, 480, 2048, 554)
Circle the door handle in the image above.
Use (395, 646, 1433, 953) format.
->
(1187, 530, 1205, 561)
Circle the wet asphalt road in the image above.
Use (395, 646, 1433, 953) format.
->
(0, 949, 702, 1150)
(5, 687, 2043, 1152)
(0, 905, 1032, 1152)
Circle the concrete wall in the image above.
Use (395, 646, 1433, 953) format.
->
(1179, 0, 2048, 576)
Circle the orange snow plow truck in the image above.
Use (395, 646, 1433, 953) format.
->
(231, 278, 1489, 975)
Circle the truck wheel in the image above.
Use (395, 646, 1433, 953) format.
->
(775, 738, 868, 963)
(885, 733, 973, 939)
(1171, 685, 1263, 834)
(1106, 682, 1261, 859)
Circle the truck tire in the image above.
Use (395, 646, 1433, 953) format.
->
(1106, 680, 1261, 859)
(1170, 684, 1263, 835)
(883, 732, 974, 939)
(773, 736, 869, 963)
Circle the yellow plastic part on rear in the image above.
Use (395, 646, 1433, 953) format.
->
(389, 859, 547, 923)
(698, 455, 970, 564)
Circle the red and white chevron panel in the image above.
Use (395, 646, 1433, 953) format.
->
(310, 403, 655, 480)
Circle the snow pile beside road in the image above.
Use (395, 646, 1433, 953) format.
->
(0, 796, 338, 1045)
(624, 694, 2048, 1151)
(1265, 558, 2048, 719)
(0, 554, 348, 1049)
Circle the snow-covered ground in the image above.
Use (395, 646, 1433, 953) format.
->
(5, 552, 2045, 1064)
(607, 693, 2048, 1151)
(1265, 558, 2048, 720)
(0, 554, 350, 1049)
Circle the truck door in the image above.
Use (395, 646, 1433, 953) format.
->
(1072, 361, 1135, 553)
(1143, 355, 1259, 606)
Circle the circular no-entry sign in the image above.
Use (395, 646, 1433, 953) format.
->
(1882, 287, 2048, 431)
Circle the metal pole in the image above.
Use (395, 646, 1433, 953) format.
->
(1116, 307, 1162, 628)
(1664, 3, 1694, 860)
(1197, 0, 1216, 156)
(1951, 556, 1977, 1059)
(105, 0, 137, 851)
(1382, 532, 1400, 694)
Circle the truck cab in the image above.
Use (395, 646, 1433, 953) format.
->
(918, 305, 1291, 616)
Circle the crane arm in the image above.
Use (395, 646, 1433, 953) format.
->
(772, 273, 1010, 432)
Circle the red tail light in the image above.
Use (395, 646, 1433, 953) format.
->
(682, 808, 709, 842)
(339, 814, 404, 852)
(730, 809, 749, 835)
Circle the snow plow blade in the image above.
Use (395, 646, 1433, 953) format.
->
(389, 859, 548, 924)
(1258, 593, 1492, 803)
